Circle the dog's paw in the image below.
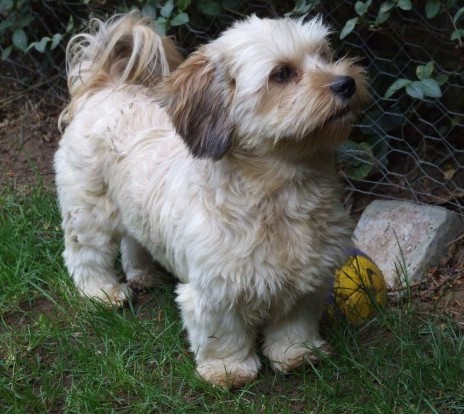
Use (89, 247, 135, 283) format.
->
(269, 341, 333, 373)
(79, 282, 133, 306)
(196, 356, 261, 389)
(127, 270, 159, 291)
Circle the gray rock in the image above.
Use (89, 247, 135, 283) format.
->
(353, 200, 463, 289)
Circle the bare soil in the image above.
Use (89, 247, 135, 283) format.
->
(1, 77, 463, 329)
(0, 78, 60, 188)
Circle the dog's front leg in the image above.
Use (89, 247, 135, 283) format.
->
(176, 283, 261, 388)
(262, 287, 332, 372)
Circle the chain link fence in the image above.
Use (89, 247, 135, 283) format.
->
(1, 1, 463, 211)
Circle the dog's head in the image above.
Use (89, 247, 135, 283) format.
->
(159, 15, 369, 161)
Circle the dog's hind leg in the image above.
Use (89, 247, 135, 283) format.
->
(59, 187, 132, 305)
(121, 235, 159, 291)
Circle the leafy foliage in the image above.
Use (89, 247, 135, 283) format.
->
(0, 0, 242, 60)
(0, 0, 462, 184)
(342, 0, 463, 44)
(340, 0, 463, 102)
(332, 0, 463, 180)
(384, 62, 448, 100)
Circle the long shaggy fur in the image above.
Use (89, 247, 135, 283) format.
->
(59, 10, 183, 129)
(55, 11, 369, 388)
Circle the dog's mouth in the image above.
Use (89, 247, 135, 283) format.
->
(326, 105, 352, 123)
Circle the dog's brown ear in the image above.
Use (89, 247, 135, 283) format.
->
(158, 49, 234, 160)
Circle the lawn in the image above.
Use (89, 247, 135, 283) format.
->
(1, 185, 463, 413)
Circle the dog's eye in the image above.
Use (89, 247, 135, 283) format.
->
(319, 48, 333, 62)
(271, 65, 296, 83)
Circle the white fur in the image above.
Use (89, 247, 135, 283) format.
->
(55, 12, 368, 388)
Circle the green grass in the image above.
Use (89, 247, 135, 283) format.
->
(1, 185, 463, 413)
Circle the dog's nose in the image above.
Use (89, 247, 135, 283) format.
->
(330, 76, 356, 99)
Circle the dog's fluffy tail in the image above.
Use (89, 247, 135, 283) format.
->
(59, 10, 180, 129)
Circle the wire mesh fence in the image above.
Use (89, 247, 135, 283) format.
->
(320, 1, 464, 212)
(1, 0, 463, 211)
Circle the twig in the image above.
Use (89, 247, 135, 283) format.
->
(447, 232, 464, 246)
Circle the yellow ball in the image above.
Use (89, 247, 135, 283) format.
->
(328, 249, 388, 324)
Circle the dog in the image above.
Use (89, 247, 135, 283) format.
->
(55, 10, 368, 388)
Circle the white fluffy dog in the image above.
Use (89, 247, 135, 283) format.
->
(55, 11, 368, 388)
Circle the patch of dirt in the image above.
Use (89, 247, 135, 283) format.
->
(410, 240, 464, 327)
(0, 64, 61, 189)
(1, 68, 464, 329)
(1, 297, 57, 329)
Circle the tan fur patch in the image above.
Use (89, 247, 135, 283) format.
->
(161, 36, 184, 72)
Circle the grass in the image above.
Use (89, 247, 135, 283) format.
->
(1, 185, 463, 413)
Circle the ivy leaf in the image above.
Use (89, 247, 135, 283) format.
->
(337, 141, 375, 181)
(66, 15, 74, 32)
(30, 37, 50, 53)
(355, 1, 369, 16)
(294, 0, 312, 13)
(142, 5, 156, 18)
(384, 78, 411, 98)
(198, 1, 223, 16)
(451, 29, 464, 41)
(170, 12, 189, 27)
(160, 0, 174, 18)
(0, 20, 13, 31)
(416, 61, 434, 80)
(1, 45, 12, 60)
(420, 78, 442, 98)
(345, 159, 374, 180)
(0, 0, 14, 13)
(222, 0, 240, 9)
(379, 0, 395, 14)
(453, 6, 464, 23)
(397, 0, 412, 10)
(154, 17, 167, 36)
(340, 17, 358, 39)
(178, 0, 191, 12)
(435, 74, 448, 85)
(12, 29, 28, 52)
(425, 0, 440, 19)
(406, 81, 424, 99)
(51, 33, 63, 50)
(376, 10, 391, 24)
(18, 14, 35, 28)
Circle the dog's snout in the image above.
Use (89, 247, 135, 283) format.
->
(330, 76, 356, 99)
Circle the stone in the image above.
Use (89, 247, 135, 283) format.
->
(353, 200, 463, 289)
